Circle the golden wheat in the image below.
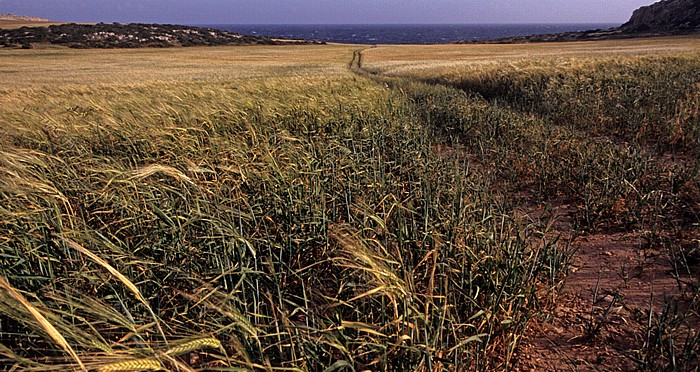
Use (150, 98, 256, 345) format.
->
(164, 337, 223, 356)
(97, 358, 165, 372)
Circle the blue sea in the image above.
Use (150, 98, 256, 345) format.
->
(200, 24, 617, 44)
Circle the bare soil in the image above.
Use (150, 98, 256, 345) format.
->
(514, 204, 699, 371)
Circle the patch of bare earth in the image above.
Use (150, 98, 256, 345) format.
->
(514, 204, 698, 371)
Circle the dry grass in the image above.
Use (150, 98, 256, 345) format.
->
(0, 44, 357, 88)
(363, 36, 700, 76)
(0, 21, 65, 30)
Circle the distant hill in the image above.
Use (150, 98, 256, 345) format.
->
(462, 0, 700, 44)
(0, 14, 52, 22)
(0, 14, 57, 29)
(0, 22, 319, 49)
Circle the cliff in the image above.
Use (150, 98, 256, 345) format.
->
(462, 0, 700, 44)
(622, 0, 700, 31)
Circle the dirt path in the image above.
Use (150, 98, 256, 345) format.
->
(514, 203, 697, 371)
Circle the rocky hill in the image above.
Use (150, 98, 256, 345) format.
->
(463, 0, 700, 44)
(0, 22, 316, 49)
(622, 0, 700, 32)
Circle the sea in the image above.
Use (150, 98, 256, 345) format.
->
(199, 24, 618, 44)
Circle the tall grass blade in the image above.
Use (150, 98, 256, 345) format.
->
(0, 276, 87, 372)
(59, 236, 168, 345)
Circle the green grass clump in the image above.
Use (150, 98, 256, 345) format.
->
(400, 54, 700, 233)
(418, 54, 700, 154)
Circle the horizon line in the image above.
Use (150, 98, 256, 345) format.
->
(188, 22, 622, 26)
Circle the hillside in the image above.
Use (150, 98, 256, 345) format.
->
(0, 13, 57, 30)
(622, 0, 700, 31)
(0, 22, 313, 49)
(464, 0, 700, 43)
(0, 14, 52, 22)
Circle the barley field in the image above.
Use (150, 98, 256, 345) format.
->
(0, 38, 698, 370)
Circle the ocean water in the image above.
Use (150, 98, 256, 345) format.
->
(200, 24, 618, 44)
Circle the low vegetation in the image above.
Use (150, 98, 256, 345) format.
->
(0, 23, 300, 49)
(392, 53, 700, 223)
(0, 39, 698, 370)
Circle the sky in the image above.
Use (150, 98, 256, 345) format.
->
(0, 0, 658, 25)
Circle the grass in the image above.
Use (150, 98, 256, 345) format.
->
(368, 38, 700, 369)
(0, 44, 355, 88)
(1, 38, 699, 370)
(362, 36, 700, 75)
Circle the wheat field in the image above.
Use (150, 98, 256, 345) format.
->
(1, 37, 699, 370)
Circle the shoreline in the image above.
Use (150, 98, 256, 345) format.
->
(460, 27, 700, 44)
